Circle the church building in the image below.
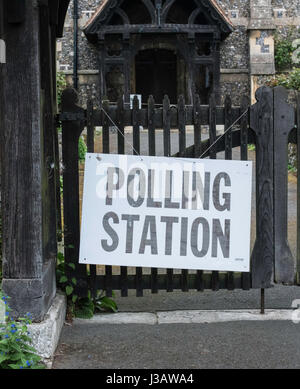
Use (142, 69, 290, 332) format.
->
(57, 0, 300, 106)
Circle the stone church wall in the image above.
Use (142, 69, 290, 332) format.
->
(57, 0, 300, 107)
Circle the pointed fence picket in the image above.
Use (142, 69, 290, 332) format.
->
(60, 87, 300, 298)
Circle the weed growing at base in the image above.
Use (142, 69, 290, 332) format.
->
(56, 250, 118, 319)
(0, 293, 45, 369)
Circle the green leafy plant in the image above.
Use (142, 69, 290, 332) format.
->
(78, 136, 87, 163)
(94, 290, 118, 313)
(60, 175, 63, 195)
(74, 293, 95, 319)
(57, 72, 67, 109)
(56, 251, 118, 320)
(75, 290, 118, 319)
(274, 29, 300, 71)
(56, 72, 67, 134)
(274, 36, 294, 71)
(284, 67, 300, 90)
(0, 215, 2, 283)
(267, 68, 300, 91)
(288, 164, 297, 174)
(56, 73, 87, 163)
(0, 293, 44, 369)
(56, 251, 78, 308)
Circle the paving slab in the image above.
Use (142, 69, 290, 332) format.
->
(156, 309, 294, 324)
(57, 132, 299, 370)
(70, 309, 295, 326)
(52, 320, 300, 369)
(76, 312, 157, 325)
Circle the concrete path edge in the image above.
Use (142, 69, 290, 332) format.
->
(28, 293, 67, 367)
(75, 309, 296, 326)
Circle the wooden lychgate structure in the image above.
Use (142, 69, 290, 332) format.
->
(0, 0, 299, 322)
(0, 0, 71, 320)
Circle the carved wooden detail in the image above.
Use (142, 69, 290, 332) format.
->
(84, 0, 232, 105)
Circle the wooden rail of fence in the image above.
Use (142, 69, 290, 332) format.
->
(59, 86, 299, 298)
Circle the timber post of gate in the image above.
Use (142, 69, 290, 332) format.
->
(250, 86, 274, 289)
(61, 89, 88, 295)
(0, 1, 60, 321)
(273, 87, 295, 284)
(297, 92, 300, 285)
(240, 95, 252, 291)
(251, 86, 296, 288)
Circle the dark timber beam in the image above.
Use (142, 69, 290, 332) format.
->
(97, 24, 218, 39)
(0, 0, 4, 37)
(273, 86, 295, 284)
(250, 87, 274, 288)
(49, 0, 60, 26)
(161, 0, 176, 24)
(115, 8, 130, 25)
(189, 8, 201, 24)
(39, 3, 59, 268)
(57, 0, 71, 37)
(0, 0, 56, 321)
(142, 0, 156, 24)
(7, 0, 26, 24)
(212, 39, 221, 104)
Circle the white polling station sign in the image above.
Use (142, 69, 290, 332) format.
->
(79, 154, 252, 272)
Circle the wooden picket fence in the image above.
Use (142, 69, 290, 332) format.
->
(59, 86, 299, 299)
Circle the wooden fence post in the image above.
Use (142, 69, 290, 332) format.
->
(148, 95, 156, 157)
(86, 96, 97, 295)
(148, 95, 158, 293)
(193, 95, 202, 158)
(178, 95, 189, 292)
(224, 95, 234, 290)
(163, 95, 171, 157)
(40, 3, 59, 267)
(250, 86, 274, 289)
(240, 95, 251, 291)
(163, 95, 173, 291)
(297, 92, 300, 284)
(132, 95, 143, 296)
(209, 93, 217, 160)
(115, 97, 126, 298)
(273, 86, 295, 284)
(61, 88, 87, 295)
(86, 97, 94, 153)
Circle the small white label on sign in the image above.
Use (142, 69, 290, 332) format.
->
(130, 95, 142, 109)
(79, 154, 252, 272)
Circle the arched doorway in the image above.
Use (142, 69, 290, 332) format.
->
(135, 48, 177, 104)
(84, 0, 234, 105)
